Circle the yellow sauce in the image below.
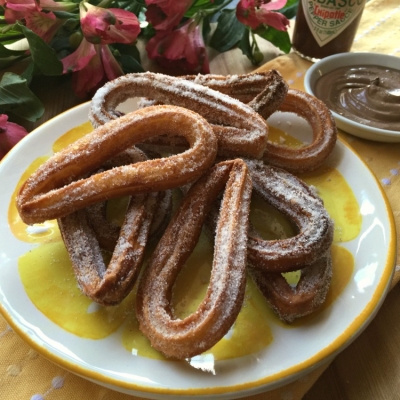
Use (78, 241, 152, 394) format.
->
(300, 168, 362, 243)
(268, 125, 362, 242)
(121, 233, 274, 360)
(14, 122, 359, 361)
(268, 125, 305, 148)
(8, 156, 61, 244)
(18, 241, 135, 339)
(52, 121, 93, 152)
(269, 245, 354, 328)
(8, 121, 94, 244)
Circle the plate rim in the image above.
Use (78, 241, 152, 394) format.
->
(0, 101, 397, 398)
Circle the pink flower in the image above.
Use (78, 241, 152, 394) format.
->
(61, 38, 123, 98)
(146, 19, 210, 74)
(3, 0, 76, 23)
(0, 114, 28, 159)
(2, 0, 37, 23)
(80, 2, 140, 45)
(145, 0, 193, 31)
(25, 10, 64, 43)
(236, 0, 289, 31)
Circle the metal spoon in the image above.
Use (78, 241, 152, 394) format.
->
(388, 88, 400, 96)
(370, 78, 400, 96)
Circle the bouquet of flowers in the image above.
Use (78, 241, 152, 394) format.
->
(0, 0, 296, 125)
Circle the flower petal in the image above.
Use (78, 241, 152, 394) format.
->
(25, 10, 63, 42)
(236, 0, 261, 29)
(100, 45, 123, 80)
(145, 0, 192, 31)
(61, 38, 97, 73)
(3, 0, 38, 23)
(71, 48, 104, 98)
(256, 8, 290, 31)
(261, 0, 288, 11)
(0, 114, 28, 159)
(80, 2, 140, 45)
(236, 0, 289, 31)
(146, 19, 210, 74)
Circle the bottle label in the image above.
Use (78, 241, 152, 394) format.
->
(301, 0, 365, 47)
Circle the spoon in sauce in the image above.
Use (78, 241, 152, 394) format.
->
(370, 77, 400, 96)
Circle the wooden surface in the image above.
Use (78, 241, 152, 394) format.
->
(305, 286, 400, 400)
(3, 36, 400, 400)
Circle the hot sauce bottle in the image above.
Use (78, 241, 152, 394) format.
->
(292, 0, 367, 61)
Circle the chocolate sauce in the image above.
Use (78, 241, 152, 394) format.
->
(292, 0, 366, 61)
(314, 65, 400, 132)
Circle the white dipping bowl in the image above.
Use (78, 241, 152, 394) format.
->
(304, 52, 400, 142)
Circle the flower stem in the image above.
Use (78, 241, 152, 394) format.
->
(194, 0, 236, 20)
(250, 31, 260, 52)
(97, 0, 114, 8)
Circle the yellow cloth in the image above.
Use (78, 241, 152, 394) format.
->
(1, 0, 399, 398)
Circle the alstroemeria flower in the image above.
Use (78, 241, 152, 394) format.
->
(145, 0, 193, 31)
(0, 114, 28, 159)
(3, 0, 77, 23)
(80, 2, 140, 45)
(236, 0, 289, 31)
(61, 38, 123, 98)
(2, 0, 37, 23)
(146, 19, 210, 74)
(25, 10, 64, 43)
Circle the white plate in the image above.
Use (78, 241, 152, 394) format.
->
(304, 52, 400, 142)
(0, 103, 397, 399)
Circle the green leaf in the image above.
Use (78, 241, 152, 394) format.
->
(185, 0, 229, 18)
(0, 58, 20, 69)
(118, 54, 145, 73)
(115, 0, 145, 12)
(0, 41, 26, 68)
(122, 0, 146, 15)
(190, 0, 211, 7)
(185, 0, 212, 17)
(237, 29, 254, 62)
(202, 15, 211, 39)
(61, 17, 80, 31)
(0, 24, 25, 44)
(20, 61, 38, 86)
(141, 23, 156, 39)
(281, 0, 299, 19)
(17, 24, 63, 76)
(112, 43, 144, 73)
(52, 11, 79, 19)
(50, 35, 72, 54)
(113, 43, 141, 62)
(0, 42, 25, 58)
(0, 72, 44, 121)
(254, 26, 292, 54)
(209, 9, 246, 53)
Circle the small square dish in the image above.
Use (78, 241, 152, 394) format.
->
(304, 52, 400, 142)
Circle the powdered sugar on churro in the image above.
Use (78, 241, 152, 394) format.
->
(17, 105, 217, 224)
(136, 160, 252, 359)
(89, 71, 269, 159)
(246, 159, 334, 270)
